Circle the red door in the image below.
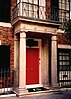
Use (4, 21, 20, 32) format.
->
(26, 48, 39, 84)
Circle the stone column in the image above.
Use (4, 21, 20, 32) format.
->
(14, 35, 19, 88)
(18, 32, 27, 95)
(51, 35, 58, 87)
(14, 35, 19, 70)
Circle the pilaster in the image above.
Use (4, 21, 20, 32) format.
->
(51, 35, 58, 87)
(18, 32, 27, 95)
(14, 35, 19, 88)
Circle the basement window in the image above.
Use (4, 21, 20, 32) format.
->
(0, 0, 11, 22)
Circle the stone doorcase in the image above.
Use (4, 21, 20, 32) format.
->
(13, 20, 58, 95)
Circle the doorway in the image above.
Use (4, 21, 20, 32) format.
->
(26, 48, 39, 85)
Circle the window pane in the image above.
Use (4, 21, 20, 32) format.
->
(63, 53, 69, 55)
(63, 61, 66, 65)
(39, 0, 45, 6)
(34, 0, 38, 5)
(22, 3, 30, 17)
(59, 61, 63, 65)
(63, 56, 69, 60)
(29, 0, 33, 3)
(22, 0, 28, 2)
(59, 56, 63, 60)
(60, 66, 63, 70)
(59, 52, 63, 55)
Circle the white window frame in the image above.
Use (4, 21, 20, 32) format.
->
(17, 0, 45, 19)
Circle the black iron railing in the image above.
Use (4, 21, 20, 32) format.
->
(0, 69, 14, 94)
(12, 2, 46, 20)
(12, 2, 70, 23)
(59, 71, 71, 87)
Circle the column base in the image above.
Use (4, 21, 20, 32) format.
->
(51, 83, 60, 90)
(43, 83, 50, 89)
(13, 87, 28, 96)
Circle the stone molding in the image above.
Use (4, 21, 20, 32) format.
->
(14, 22, 57, 34)
(0, 22, 12, 27)
(58, 44, 71, 49)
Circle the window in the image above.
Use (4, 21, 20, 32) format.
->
(0, 0, 10, 22)
(51, 0, 70, 22)
(51, 0, 59, 21)
(0, 45, 10, 70)
(58, 50, 71, 71)
(58, 49, 71, 87)
(59, 0, 70, 22)
(21, 0, 45, 19)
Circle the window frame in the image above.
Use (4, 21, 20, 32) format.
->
(58, 49, 71, 71)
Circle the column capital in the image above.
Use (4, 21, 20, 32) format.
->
(14, 35, 18, 41)
(51, 35, 57, 41)
(20, 32, 26, 38)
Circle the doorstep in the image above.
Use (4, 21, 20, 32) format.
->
(15, 87, 62, 97)
(20, 87, 71, 96)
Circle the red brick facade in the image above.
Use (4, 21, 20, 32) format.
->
(11, 0, 17, 20)
(0, 26, 14, 70)
(46, 0, 51, 19)
(8, 0, 17, 70)
(57, 33, 71, 45)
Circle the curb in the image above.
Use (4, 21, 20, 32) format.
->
(60, 88, 71, 92)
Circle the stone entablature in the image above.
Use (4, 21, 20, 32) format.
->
(14, 21, 57, 35)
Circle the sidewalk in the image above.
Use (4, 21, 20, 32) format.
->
(0, 87, 71, 99)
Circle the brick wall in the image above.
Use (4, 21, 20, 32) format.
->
(11, 0, 17, 20)
(57, 34, 71, 45)
(45, 0, 51, 20)
(0, 26, 14, 70)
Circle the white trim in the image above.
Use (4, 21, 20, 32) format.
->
(26, 39, 42, 86)
(0, 88, 12, 93)
(39, 40, 42, 85)
(0, 94, 16, 98)
(39, 0, 45, 6)
(0, 22, 12, 27)
(26, 84, 43, 89)
(0, 40, 1, 45)
(17, 0, 19, 3)
(56, 29, 64, 33)
(58, 44, 71, 49)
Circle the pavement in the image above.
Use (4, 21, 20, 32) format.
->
(0, 87, 71, 99)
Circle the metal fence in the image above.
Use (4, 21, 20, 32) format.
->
(0, 69, 14, 95)
(59, 71, 71, 88)
(12, 2, 69, 23)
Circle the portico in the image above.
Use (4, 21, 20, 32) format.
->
(13, 19, 58, 95)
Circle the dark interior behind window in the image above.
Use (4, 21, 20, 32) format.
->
(0, 45, 10, 70)
(0, 0, 10, 22)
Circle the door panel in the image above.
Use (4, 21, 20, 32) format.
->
(26, 48, 39, 84)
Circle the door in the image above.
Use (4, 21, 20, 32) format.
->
(58, 49, 71, 87)
(26, 48, 39, 85)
